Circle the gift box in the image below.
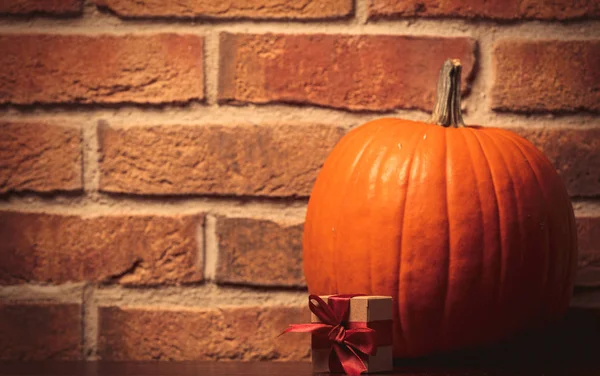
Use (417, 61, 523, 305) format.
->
(311, 295, 393, 374)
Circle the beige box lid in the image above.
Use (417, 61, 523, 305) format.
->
(310, 295, 393, 322)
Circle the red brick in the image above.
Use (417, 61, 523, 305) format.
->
(215, 216, 304, 287)
(0, 34, 204, 105)
(577, 216, 600, 263)
(0, 0, 82, 15)
(576, 216, 600, 288)
(99, 123, 345, 197)
(0, 211, 204, 285)
(218, 33, 476, 112)
(0, 303, 81, 360)
(368, 0, 600, 20)
(577, 265, 600, 289)
(0, 122, 82, 193)
(509, 127, 600, 197)
(98, 305, 310, 361)
(492, 40, 600, 113)
(94, 0, 352, 20)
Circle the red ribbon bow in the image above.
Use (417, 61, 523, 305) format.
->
(281, 294, 378, 375)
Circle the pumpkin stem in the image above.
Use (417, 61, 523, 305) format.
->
(430, 59, 465, 128)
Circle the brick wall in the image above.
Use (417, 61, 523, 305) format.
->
(0, 0, 598, 361)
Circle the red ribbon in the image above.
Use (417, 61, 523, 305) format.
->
(280, 294, 378, 375)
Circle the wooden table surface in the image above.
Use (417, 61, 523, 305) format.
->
(0, 361, 599, 376)
(1, 308, 598, 375)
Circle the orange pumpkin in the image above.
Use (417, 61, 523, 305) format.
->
(303, 60, 578, 358)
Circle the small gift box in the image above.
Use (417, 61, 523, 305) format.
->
(282, 294, 393, 375)
(312, 295, 393, 374)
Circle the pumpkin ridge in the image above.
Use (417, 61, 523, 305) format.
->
(504, 132, 576, 317)
(453, 128, 487, 346)
(398, 126, 428, 356)
(475, 130, 520, 316)
(489, 129, 552, 323)
(389, 125, 423, 355)
(482, 129, 545, 331)
(363, 133, 392, 296)
(498, 134, 559, 305)
(512, 133, 577, 308)
(469, 129, 504, 314)
(461, 129, 486, 281)
(409, 126, 452, 355)
(438, 128, 462, 349)
(367, 132, 402, 296)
